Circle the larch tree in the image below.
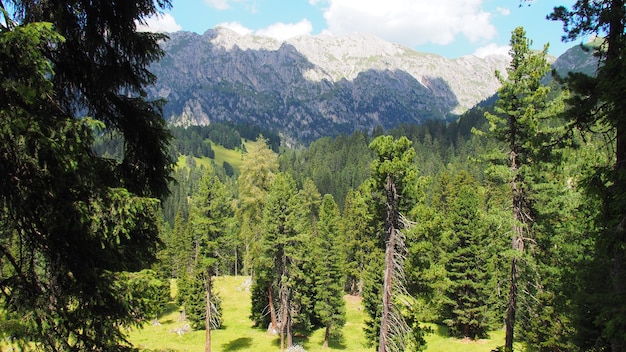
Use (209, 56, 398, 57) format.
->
(236, 137, 279, 276)
(0, 1, 172, 350)
(478, 26, 551, 352)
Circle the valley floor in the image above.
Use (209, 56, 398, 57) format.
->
(128, 276, 506, 352)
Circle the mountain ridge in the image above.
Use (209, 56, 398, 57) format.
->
(148, 28, 592, 145)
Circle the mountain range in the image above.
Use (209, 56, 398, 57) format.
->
(147, 28, 597, 145)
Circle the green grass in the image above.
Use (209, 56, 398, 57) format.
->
(128, 276, 368, 351)
(210, 142, 246, 175)
(127, 276, 507, 352)
(175, 141, 248, 176)
(423, 323, 506, 352)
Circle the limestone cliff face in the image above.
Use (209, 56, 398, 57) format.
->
(148, 28, 513, 144)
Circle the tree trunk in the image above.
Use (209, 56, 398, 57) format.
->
(379, 230, 395, 352)
(205, 274, 212, 352)
(323, 325, 330, 349)
(234, 246, 238, 277)
(280, 287, 287, 351)
(268, 283, 278, 332)
(607, 2, 626, 350)
(504, 257, 518, 352)
(379, 174, 398, 352)
(505, 137, 524, 351)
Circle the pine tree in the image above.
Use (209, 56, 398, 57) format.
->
(477, 26, 552, 351)
(341, 187, 378, 296)
(290, 179, 322, 332)
(366, 135, 423, 352)
(549, 2, 626, 349)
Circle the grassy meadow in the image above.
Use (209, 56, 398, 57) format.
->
(127, 276, 507, 352)
(175, 141, 246, 175)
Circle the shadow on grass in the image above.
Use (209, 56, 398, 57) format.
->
(221, 337, 253, 351)
(328, 336, 348, 350)
(434, 324, 449, 337)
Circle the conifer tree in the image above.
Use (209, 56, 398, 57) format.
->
(366, 135, 422, 352)
(236, 137, 279, 275)
(440, 184, 491, 339)
(314, 194, 347, 348)
(341, 187, 379, 295)
(256, 173, 301, 350)
(477, 26, 551, 351)
(184, 165, 231, 351)
(0, 1, 172, 349)
(549, 1, 626, 349)
(290, 179, 322, 331)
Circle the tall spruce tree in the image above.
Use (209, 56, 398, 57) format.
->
(185, 165, 231, 351)
(0, 1, 172, 350)
(290, 179, 322, 332)
(440, 183, 491, 339)
(314, 194, 347, 348)
(254, 172, 301, 350)
(341, 187, 379, 296)
(478, 26, 552, 351)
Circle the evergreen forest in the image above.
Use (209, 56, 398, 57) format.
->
(2, 1, 626, 352)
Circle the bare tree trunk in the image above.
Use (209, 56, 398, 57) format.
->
(504, 257, 518, 352)
(280, 291, 286, 352)
(268, 283, 278, 332)
(379, 174, 398, 352)
(234, 246, 238, 277)
(323, 325, 330, 349)
(379, 228, 395, 352)
(505, 149, 525, 351)
(286, 310, 293, 348)
(279, 278, 293, 350)
(205, 274, 212, 352)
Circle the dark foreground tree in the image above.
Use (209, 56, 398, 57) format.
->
(549, 1, 626, 350)
(0, 1, 172, 350)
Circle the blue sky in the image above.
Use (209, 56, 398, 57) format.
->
(140, 0, 579, 59)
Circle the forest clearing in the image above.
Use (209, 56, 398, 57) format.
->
(128, 276, 505, 352)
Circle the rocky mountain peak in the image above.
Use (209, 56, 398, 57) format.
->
(149, 29, 585, 145)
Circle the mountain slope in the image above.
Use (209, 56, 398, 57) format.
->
(148, 28, 511, 144)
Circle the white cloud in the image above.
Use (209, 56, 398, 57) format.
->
(136, 13, 182, 33)
(205, 0, 231, 10)
(216, 22, 253, 36)
(472, 43, 511, 58)
(322, 0, 497, 47)
(497, 7, 511, 16)
(215, 20, 313, 41)
(204, 0, 256, 11)
(256, 19, 313, 41)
